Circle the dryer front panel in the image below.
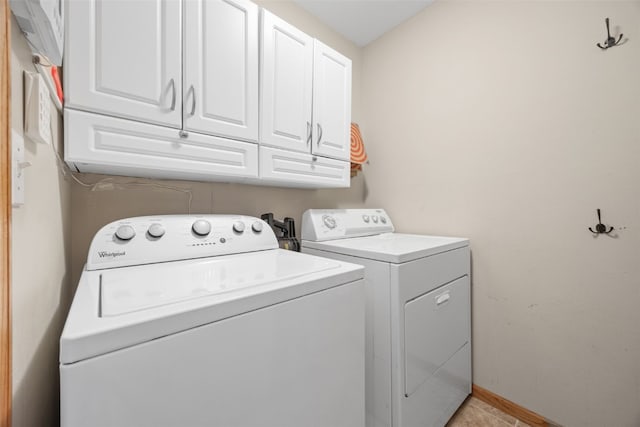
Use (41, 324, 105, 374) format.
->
(390, 246, 471, 427)
(404, 276, 470, 397)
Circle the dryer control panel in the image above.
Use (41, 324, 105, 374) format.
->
(301, 209, 395, 242)
(87, 215, 278, 270)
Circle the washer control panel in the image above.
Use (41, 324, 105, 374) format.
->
(301, 209, 394, 242)
(87, 215, 277, 270)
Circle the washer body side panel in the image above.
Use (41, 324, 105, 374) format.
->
(60, 280, 365, 427)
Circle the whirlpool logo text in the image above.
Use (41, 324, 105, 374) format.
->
(98, 251, 126, 258)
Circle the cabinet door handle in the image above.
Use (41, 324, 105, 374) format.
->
(306, 121, 312, 145)
(188, 85, 196, 117)
(168, 78, 176, 111)
(317, 123, 323, 145)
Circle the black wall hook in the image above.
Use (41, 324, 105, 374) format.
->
(589, 209, 614, 234)
(597, 18, 623, 50)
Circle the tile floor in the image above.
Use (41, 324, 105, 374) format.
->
(447, 397, 532, 427)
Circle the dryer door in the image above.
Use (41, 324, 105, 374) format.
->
(403, 275, 470, 397)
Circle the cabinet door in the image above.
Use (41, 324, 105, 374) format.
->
(65, 109, 259, 183)
(259, 146, 349, 188)
(65, 0, 182, 128)
(312, 40, 352, 161)
(184, 0, 258, 142)
(260, 10, 313, 153)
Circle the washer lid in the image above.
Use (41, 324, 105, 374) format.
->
(100, 249, 338, 316)
(303, 233, 469, 263)
(60, 249, 364, 364)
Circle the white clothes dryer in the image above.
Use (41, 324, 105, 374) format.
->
(302, 209, 471, 427)
(60, 214, 365, 427)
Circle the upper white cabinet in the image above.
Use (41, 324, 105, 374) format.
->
(65, 1, 352, 188)
(260, 10, 351, 162)
(65, 0, 182, 128)
(184, 0, 259, 142)
(312, 40, 352, 161)
(259, 10, 352, 187)
(260, 10, 314, 153)
(66, 0, 258, 143)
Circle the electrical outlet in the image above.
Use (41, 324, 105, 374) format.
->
(12, 130, 26, 207)
(11, 130, 32, 208)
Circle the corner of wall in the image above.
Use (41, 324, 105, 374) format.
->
(9, 14, 72, 427)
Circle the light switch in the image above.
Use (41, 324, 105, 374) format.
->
(24, 71, 52, 145)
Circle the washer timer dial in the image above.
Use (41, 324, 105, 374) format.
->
(192, 219, 211, 236)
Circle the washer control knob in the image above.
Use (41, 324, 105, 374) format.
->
(252, 221, 263, 233)
(362, 215, 370, 223)
(372, 215, 379, 223)
(322, 215, 337, 229)
(147, 223, 165, 238)
(192, 219, 211, 236)
(115, 225, 136, 241)
(380, 216, 387, 224)
(233, 221, 246, 233)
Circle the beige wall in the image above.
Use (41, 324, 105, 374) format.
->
(10, 16, 72, 427)
(362, 1, 640, 426)
(69, 0, 367, 284)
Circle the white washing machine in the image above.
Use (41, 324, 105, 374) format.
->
(302, 209, 471, 427)
(60, 214, 365, 427)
